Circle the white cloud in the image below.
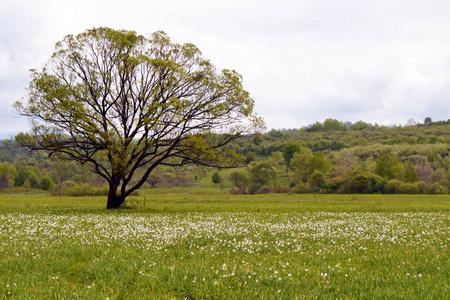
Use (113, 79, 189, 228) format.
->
(2, 0, 450, 138)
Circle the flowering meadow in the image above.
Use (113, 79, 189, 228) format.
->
(1, 211, 448, 299)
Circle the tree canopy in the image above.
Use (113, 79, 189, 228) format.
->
(14, 27, 264, 208)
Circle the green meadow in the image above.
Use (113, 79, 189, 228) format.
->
(0, 190, 449, 299)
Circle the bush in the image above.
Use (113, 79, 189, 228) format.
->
(339, 172, 386, 194)
(257, 186, 272, 194)
(39, 176, 54, 190)
(382, 180, 426, 194)
(230, 187, 241, 194)
(401, 181, 425, 194)
(386, 180, 403, 194)
(211, 172, 221, 184)
(309, 170, 327, 191)
(249, 183, 262, 194)
(292, 181, 310, 194)
(425, 183, 449, 194)
(52, 183, 108, 196)
(273, 186, 290, 193)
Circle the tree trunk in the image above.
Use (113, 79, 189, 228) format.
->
(106, 178, 125, 209)
(106, 193, 125, 209)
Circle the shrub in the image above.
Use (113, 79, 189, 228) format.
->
(309, 170, 327, 191)
(257, 186, 272, 194)
(249, 183, 262, 194)
(52, 183, 108, 197)
(292, 182, 310, 194)
(39, 176, 54, 190)
(273, 186, 290, 193)
(425, 183, 449, 194)
(397, 183, 416, 194)
(230, 187, 241, 194)
(211, 172, 221, 185)
(386, 180, 403, 194)
(339, 172, 386, 194)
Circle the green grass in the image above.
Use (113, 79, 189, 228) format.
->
(0, 188, 449, 213)
(0, 189, 449, 299)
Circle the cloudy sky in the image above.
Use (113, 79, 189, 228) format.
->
(2, 0, 450, 138)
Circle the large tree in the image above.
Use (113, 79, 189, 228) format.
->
(15, 27, 264, 208)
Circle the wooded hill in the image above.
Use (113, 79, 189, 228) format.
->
(1, 118, 450, 195)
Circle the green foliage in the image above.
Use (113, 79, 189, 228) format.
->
(14, 27, 263, 208)
(0, 162, 16, 190)
(310, 151, 330, 174)
(248, 161, 278, 194)
(39, 176, 54, 190)
(6, 113, 450, 196)
(14, 164, 29, 187)
(229, 171, 248, 194)
(245, 151, 256, 164)
(51, 183, 109, 197)
(27, 171, 40, 189)
(404, 160, 418, 183)
(375, 152, 402, 179)
(291, 147, 313, 182)
(309, 170, 328, 191)
(386, 180, 425, 194)
(339, 172, 387, 194)
(291, 181, 310, 193)
(282, 142, 300, 168)
(425, 183, 449, 194)
(211, 172, 221, 185)
(323, 118, 347, 131)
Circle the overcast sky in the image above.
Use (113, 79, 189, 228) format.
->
(2, 0, 450, 138)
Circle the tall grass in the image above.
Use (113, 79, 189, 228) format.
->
(0, 189, 448, 298)
(0, 211, 448, 299)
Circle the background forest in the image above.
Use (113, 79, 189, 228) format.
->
(2, 117, 450, 196)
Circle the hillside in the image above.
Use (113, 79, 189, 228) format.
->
(2, 118, 450, 195)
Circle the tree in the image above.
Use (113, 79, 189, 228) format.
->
(424, 117, 432, 126)
(290, 146, 313, 182)
(40, 175, 55, 190)
(323, 118, 345, 131)
(406, 118, 418, 127)
(310, 151, 330, 174)
(375, 152, 402, 180)
(212, 172, 221, 185)
(248, 161, 277, 193)
(404, 160, 418, 183)
(282, 143, 300, 169)
(309, 170, 327, 191)
(229, 171, 248, 194)
(0, 162, 16, 190)
(14, 27, 263, 209)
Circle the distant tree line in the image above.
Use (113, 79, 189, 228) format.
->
(3, 117, 450, 195)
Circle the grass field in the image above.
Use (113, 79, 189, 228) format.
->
(0, 189, 449, 299)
